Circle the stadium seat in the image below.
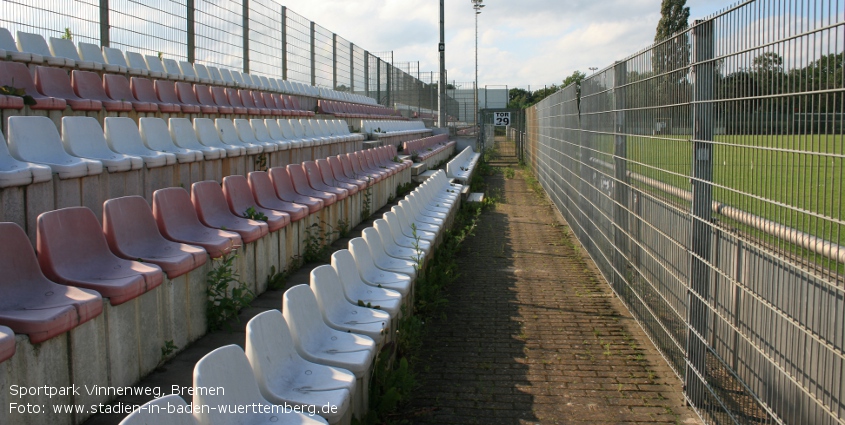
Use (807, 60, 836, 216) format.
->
(0, 222, 103, 344)
(155, 80, 201, 113)
(233, 119, 277, 152)
(71, 70, 133, 112)
(210, 86, 244, 114)
(103, 117, 176, 167)
(176, 82, 217, 114)
(347, 238, 411, 296)
(228, 88, 259, 115)
(372, 218, 425, 261)
(206, 66, 226, 86)
(0, 326, 15, 363)
(302, 161, 348, 200)
(48, 37, 97, 70)
(390, 204, 437, 241)
(0, 129, 52, 188)
(246, 171, 309, 222)
(268, 167, 324, 213)
(215, 119, 263, 155)
(240, 90, 271, 115)
(330, 250, 402, 318)
(193, 118, 246, 156)
(37, 207, 163, 305)
(103, 196, 207, 279)
(287, 164, 337, 206)
(34, 66, 102, 111)
(78, 42, 124, 73)
(310, 266, 388, 344)
(191, 63, 213, 84)
(145, 55, 180, 80)
(382, 210, 433, 252)
(125, 51, 160, 78)
(168, 118, 227, 160)
(245, 310, 354, 425)
(131, 77, 181, 113)
(338, 155, 373, 188)
(327, 156, 367, 190)
(251, 119, 291, 151)
(221, 175, 290, 232)
(16, 31, 70, 66)
(0, 27, 37, 62)
(361, 228, 417, 279)
(103, 47, 144, 75)
(61, 116, 143, 172)
(191, 181, 269, 244)
(163, 58, 192, 81)
(218, 67, 236, 86)
(137, 117, 203, 163)
(193, 344, 328, 425)
(0, 62, 66, 110)
(6, 116, 102, 179)
(316, 159, 358, 195)
(192, 84, 226, 114)
(103, 74, 158, 112)
(118, 394, 198, 425)
(152, 187, 242, 258)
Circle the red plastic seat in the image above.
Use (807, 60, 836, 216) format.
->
(212, 86, 246, 114)
(238, 89, 269, 115)
(0, 93, 24, 110)
(103, 196, 208, 279)
(272, 94, 296, 116)
(226, 88, 258, 115)
(0, 222, 103, 344)
(282, 95, 305, 117)
(328, 156, 367, 190)
(71, 70, 133, 112)
(340, 154, 376, 186)
(0, 62, 66, 110)
(349, 152, 384, 182)
(131, 77, 181, 113)
(176, 82, 217, 114)
(316, 158, 359, 195)
(103, 74, 158, 112)
(286, 164, 337, 206)
(34, 66, 102, 111)
(195, 84, 231, 114)
(152, 188, 242, 258)
(288, 96, 315, 117)
(373, 147, 402, 174)
(191, 181, 269, 244)
(363, 149, 395, 177)
(259, 92, 283, 116)
(37, 207, 163, 306)
(267, 167, 324, 213)
(247, 171, 309, 222)
(155, 80, 201, 113)
(303, 160, 350, 199)
(221, 175, 289, 232)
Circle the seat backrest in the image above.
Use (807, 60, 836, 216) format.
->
(138, 117, 177, 152)
(77, 42, 107, 65)
(124, 51, 149, 71)
(247, 171, 278, 203)
(144, 55, 167, 74)
(175, 82, 199, 105)
(209, 86, 232, 107)
(222, 174, 258, 216)
(71, 70, 108, 101)
(264, 120, 285, 140)
(102, 195, 169, 256)
(61, 116, 121, 159)
(331, 249, 368, 293)
(191, 180, 236, 223)
(311, 265, 347, 314)
(16, 31, 51, 56)
(34, 66, 78, 99)
(243, 310, 299, 395)
(192, 344, 266, 424)
(103, 74, 138, 102)
(118, 394, 198, 425)
(233, 119, 259, 143)
(0, 222, 55, 300)
(48, 37, 82, 61)
(36, 207, 116, 275)
(103, 46, 129, 67)
(162, 58, 183, 76)
(104, 117, 152, 154)
(194, 118, 224, 146)
(130, 77, 161, 103)
(0, 28, 19, 52)
(276, 120, 298, 140)
(250, 119, 272, 142)
(152, 187, 205, 232)
(218, 67, 234, 85)
(282, 284, 325, 347)
(207, 66, 224, 84)
(194, 84, 215, 105)
(193, 63, 210, 81)
(348, 237, 377, 275)
(215, 119, 242, 144)
(169, 118, 204, 149)
(154, 80, 181, 103)
(225, 88, 245, 108)
(230, 70, 246, 86)
(239, 90, 258, 108)
(362, 227, 388, 261)
(6, 116, 72, 163)
(268, 167, 297, 197)
(316, 159, 336, 185)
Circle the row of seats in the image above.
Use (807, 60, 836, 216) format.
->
(0, 62, 316, 116)
(0, 27, 379, 106)
(403, 134, 455, 160)
(318, 100, 405, 120)
(0, 115, 363, 185)
(117, 171, 463, 425)
(446, 146, 482, 184)
(0, 144, 410, 357)
(361, 120, 429, 138)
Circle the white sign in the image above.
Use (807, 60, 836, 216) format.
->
(493, 112, 511, 126)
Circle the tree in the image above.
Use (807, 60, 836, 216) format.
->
(562, 70, 586, 89)
(654, 0, 690, 42)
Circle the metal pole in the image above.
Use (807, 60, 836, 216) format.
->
(186, 0, 194, 63)
(310, 21, 316, 87)
(242, 0, 249, 73)
(364, 51, 369, 97)
(437, 0, 446, 128)
(612, 60, 629, 298)
(99, 0, 109, 46)
(332, 34, 338, 90)
(475, 6, 479, 142)
(281, 6, 287, 80)
(349, 44, 354, 93)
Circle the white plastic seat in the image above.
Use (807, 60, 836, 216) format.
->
(389, 205, 437, 243)
(17, 31, 70, 66)
(0, 28, 38, 62)
(78, 42, 123, 73)
(128, 117, 199, 164)
(206, 66, 226, 86)
(259, 76, 272, 90)
(6, 116, 101, 179)
(193, 344, 328, 425)
(347, 238, 412, 296)
(361, 228, 417, 279)
(331, 250, 402, 318)
(49, 37, 98, 70)
(218, 67, 236, 86)
(104, 117, 176, 168)
(252, 119, 290, 150)
(216, 119, 264, 155)
(382, 211, 433, 252)
(119, 394, 198, 425)
(268, 78, 281, 92)
(0, 129, 53, 188)
(61, 117, 143, 172)
(192, 63, 213, 84)
(277, 120, 308, 148)
(104, 47, 144, 75)
(125, 51, 160, 77)
(372, 218, 426, 260)
(311, 265, 389, 344)
(264, 120, 297, 149)
(409, 191, 450, 217)
(146, 55, 181, 80)
(245, 310, 354, 425)
(234, 119, 277, 152)
(168, 118, 226, 160)
(194, 118, 246, 156)
(399, 198, 443, 228)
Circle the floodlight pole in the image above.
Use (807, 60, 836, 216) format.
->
(438, 0, 446, 128)
(472, 0, 484, 145)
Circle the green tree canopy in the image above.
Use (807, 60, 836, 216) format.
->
(654, 0, 690, 42)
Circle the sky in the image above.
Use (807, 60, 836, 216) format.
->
(278, 0, 730, 89)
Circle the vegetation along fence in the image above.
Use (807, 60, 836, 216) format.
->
(523, 0, 844, 423)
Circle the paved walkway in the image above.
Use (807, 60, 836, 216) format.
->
(405, 149, 701, 424)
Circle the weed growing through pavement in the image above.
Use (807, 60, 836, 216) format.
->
(302, 221, 338, 263)
(206, 254, 255, 331)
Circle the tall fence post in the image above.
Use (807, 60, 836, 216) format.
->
(349, 44, 354, 93)
(281, 6, 287, 81)
(242, 0, 249, 73)
(376, 59, 381, 105)
(310, 21, 316, 86)
(364, 51, 369, 97)
(685, 18, 715, 404)
(612, 61, 630, 297)
(186, 0, 195, 63)
(332, 34, 338, 90)
(99, 0, 109, 46)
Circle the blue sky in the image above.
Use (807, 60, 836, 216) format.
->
(280, 0, 731, 88)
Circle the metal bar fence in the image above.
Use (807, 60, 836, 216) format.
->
(523, 1, 844, 424)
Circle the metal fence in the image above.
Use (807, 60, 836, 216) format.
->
(0, 0, 447, 110)
(523, 1, 844, 424)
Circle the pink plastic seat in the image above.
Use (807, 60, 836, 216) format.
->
(338, 154, 373, 188)
(0, 222, 103, 344)
(222, 175, 290, 232)
(239, 89, 270, 115)
(282, 95, 306, 117)
(37, 207, 163, 306)
(195, 84, 231, 114)
(288, 96, 315, 117)
(315, 159, 359, 195)
(272, 94, 296, 117)
(0, 93, 24, 109)
(302, 161, 349, 200)
(103, 196, 208, 279)
(267, 167, 324, 214)
(259, 92, 283, 116)
(211, 86, 246, 114)
(286, 164, 337, 206)
(103, 74, 158, 112)
(349, 152, 384, 182)
(227, 88, 258, 115)
(0, 62, 66, 110)
(155, 80, 201, 113)
(131, 77, 181, 113)
(328, 156, 367, 190)
(152, 188, 242, 258)
(362, 149, 395, 177)
(191, 181, 269, 244)
(176, 82, 217, 114)
(71, 70, 132, 112)
(247, 171, 309, 222)
(34, 66, 102, 111)
(0, 326, 14, 363)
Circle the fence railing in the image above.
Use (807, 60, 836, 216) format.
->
(523, 1, 844, 423)
(0, 0, 453, 111)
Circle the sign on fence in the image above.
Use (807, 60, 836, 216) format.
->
(494, 112, 511, 126)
